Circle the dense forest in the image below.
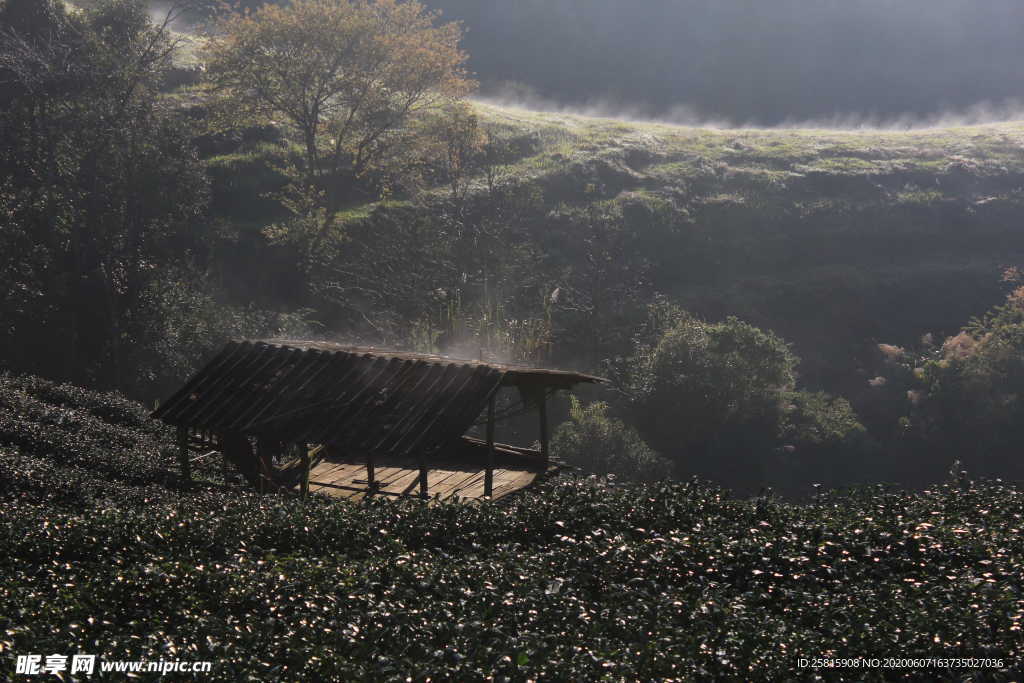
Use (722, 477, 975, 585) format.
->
(3, 0, 1024, 677)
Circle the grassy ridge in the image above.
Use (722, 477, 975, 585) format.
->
(0, 376, 1021, 679)
(453, 103, 1024, 396)
(472, 101, 1024, 190)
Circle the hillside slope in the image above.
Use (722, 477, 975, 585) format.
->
(202, 98, 1024, 397)
(475, 104, 1024, 386)
(60, 1, 1024, 398)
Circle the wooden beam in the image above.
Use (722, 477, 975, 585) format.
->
(419, 462, 429, 499)
(256, 437, 268, 495)
(177, 426, 191, 483)
(366, 451, 376, 495)
(300, 446, 310, 498)
(538, 390, 549, 464)
(220, 433, 229, 480)
(485, 393, 496, 497)
(310, 480, 407, 497)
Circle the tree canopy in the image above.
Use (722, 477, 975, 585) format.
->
(203, 0, 473, 255)
(0, 0, 208, 391)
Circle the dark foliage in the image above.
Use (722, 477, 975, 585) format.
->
(861, 288, 1024, 487)
(550, 396, 672, 482)
(0, 0, 209, 393)
(0, 377, 1021, 679)
(6, 0, 1024, 499)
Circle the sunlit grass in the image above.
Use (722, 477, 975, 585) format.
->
(472, 99, 1024, 188)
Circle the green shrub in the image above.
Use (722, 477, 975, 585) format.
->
(914, 293, 1024, 478)
(131, 267, 317, 399)
(616, 312, 799, 489)
(769, 390, 881, 493)
(550, 396, 672, 481)
(864, 281, 1024, 483)
(779, 391, 865, 447)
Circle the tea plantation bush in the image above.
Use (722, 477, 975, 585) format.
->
(1, 374, 1022, 680)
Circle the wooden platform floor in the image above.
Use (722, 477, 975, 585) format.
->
(305, 453, 549, 501)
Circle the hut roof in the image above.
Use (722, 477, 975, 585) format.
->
(151, 340, 603, 459)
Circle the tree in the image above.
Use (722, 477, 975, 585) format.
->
(614, 309, 800, 489)
(202, 0, 473, 259)
(0, 0, 209, 392)
(551, 396, 672, 482)
(772, 390, 874, 494)
(416, 99, 487, 204)
(883, 279, 1024, 480)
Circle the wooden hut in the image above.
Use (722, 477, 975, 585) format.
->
(151, 340, 604, 501)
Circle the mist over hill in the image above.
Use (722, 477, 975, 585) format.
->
(423, 0, 1024, 126)
(160, 0, 1024, 125)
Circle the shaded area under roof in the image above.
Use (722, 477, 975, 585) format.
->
(151, 340, 603, 461)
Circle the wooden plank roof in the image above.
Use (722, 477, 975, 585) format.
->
(151, 340, 603, 459)
(262, 339, 606, 387)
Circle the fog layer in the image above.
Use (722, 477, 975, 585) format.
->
(425, 0, 1024, 126)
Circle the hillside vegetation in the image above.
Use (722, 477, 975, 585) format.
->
(280, 101, 1024, 487)
(57, 0, 1024, 397)
(8, 0, 1024, 493)
(468, 101, 1024, 353)
(1, 375, 1022, 679)
(6, 4, 1024, 676)
(204, 95, 1024, 382)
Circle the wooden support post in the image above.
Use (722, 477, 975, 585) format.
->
(217, 431, 228, 480)
(300, 447, 310, 499)
(366, 451, 376, 496)
(419, 461, 429, 499)
(177, 425, 191, 484)
(485, 393, 496, 497)
(257, 438, 266, 495)
(538, 390, 549, 465)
